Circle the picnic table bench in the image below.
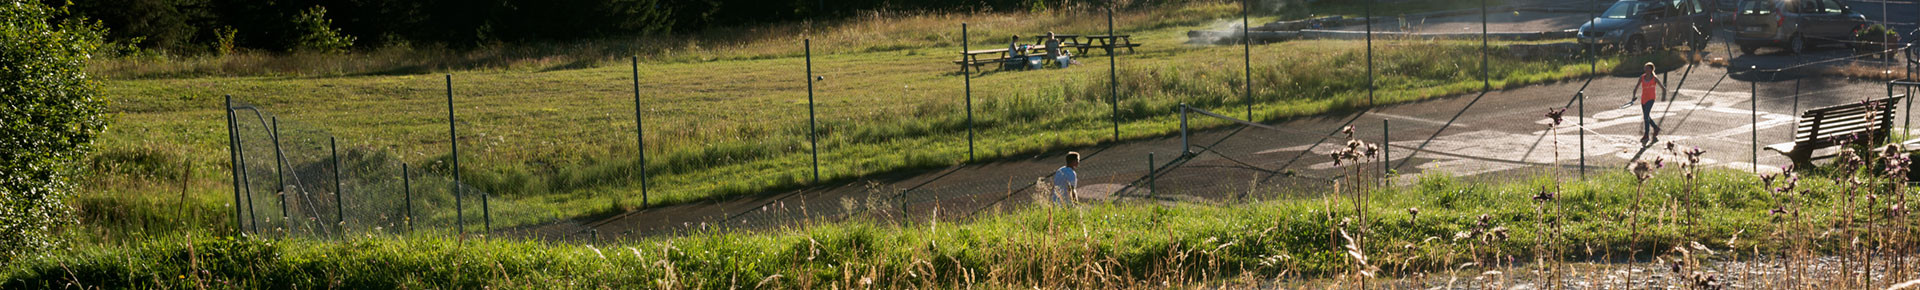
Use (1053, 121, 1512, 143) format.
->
(1764, 95, 1907, 168)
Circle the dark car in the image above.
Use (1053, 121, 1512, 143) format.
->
(1732, 0, 1869, 55)
(1578, 0, 1714, 52)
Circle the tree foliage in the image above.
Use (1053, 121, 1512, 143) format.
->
(57, 0, 1185, 53)
(0, 0, 108, 261)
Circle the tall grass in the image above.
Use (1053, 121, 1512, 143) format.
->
(14, 166, 1913, 288)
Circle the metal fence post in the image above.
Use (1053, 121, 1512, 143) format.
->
(1752, 69, 1759, 171)
(1242, 0, 1253, 119)
(1112, 6, 1124, 141)
(632, 56, 650, 208)
(1366, 0, 1374, 106)
(224, 95, 242, 235)
(403, 163, 413, 233)
(1578, 91, 1586, 179)
(483, 192, 492, 234)
(236, 109, 256, 235)
(1482, 0, 1489, 91)
(271, 117, 288, 234)
(447, 74, 464, 236)
(1382, 119, 1390, 178)
(806, 39, 820, 184)
(963, 23, 975, 162)
(330, 136, 343, 237)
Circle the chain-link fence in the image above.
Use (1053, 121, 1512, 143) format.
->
(226, 97, 511, 238)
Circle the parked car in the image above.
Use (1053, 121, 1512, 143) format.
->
(1712, 0, 1740, 27)
(1732, 0, 1870, 55)
(1578, 0, 1714, 52)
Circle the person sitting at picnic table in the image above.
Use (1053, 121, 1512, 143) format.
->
(1044, 32, 1074, 69)
(1004, 35, 1028, 70)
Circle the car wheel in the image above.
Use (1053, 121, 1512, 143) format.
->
(1740, 45, 1757, 56)
(1789, 34, 1807, 55)
(1626, 36, 1646, 53)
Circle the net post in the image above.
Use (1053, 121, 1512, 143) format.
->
(806, 39, 820, 185)
(225, 95, 242, 236)
(1147, 152, 1155, 195)
(1382, 118, 1390, 181)
(1578, 91, 1586, 179)
(403, 163, 413, 234)
(271, 117, 288, 235)
(632, 56, 649, 209)
(1481, 0, 1488, 91)
(448, 74, 464, 237)
(330, 136, 344, 238)
(964, 23, 975, 162)
(1365, 0, 1374, 106)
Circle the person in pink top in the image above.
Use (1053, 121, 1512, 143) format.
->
(1629, 62, 1666, 145)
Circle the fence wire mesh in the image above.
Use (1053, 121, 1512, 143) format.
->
(228, 98, 510, 237)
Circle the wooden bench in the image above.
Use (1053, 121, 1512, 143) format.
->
(1764, 95, 1906, 168)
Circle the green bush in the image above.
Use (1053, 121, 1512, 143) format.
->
(0, 0, 108, 261)
(292, 6, 354, 53)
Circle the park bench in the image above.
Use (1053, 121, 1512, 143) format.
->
(1764, 95, 1906, 168)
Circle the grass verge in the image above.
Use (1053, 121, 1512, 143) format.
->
(16, 165, 1912, 288)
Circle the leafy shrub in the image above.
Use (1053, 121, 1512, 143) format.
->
(0, 0, 108, 261)
(292, 6, 354, 53)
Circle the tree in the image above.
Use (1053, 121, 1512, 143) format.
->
(0, 0, 108, 261)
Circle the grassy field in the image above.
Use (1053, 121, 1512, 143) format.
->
(81, 0, 1638, 230)
(15, 166, 1917, 288)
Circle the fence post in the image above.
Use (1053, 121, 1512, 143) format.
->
(1147, 152, 1155, 195)
(1382, 119, 1390, 180)
(271, 117, 288, 234)
(403, 163, 413, 234)
(1578, 91, 1586, 179)
(236, 109, 257, 235)
(331, 137, 344, 237)
(1112, 6, 1123, 141)
(483, 192, 492, 234)
(632, 56, 650, 208)
(447, 74, 464, 236)
(1365, 0, 1374, 106)
(806, 39, 820, 184)
(225, 95, 242, 236)
(1482, 0, 1489, 91)
(1751, 69, 1759, 171)
(1242, 0, 1253, 119)
(964, 23, 975, 162)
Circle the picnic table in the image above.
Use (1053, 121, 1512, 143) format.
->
(951, 33, 1140, 72)
(1076, 35, 1139, 55)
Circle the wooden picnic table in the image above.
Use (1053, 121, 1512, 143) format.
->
(1077, 34, 1139, 55)
(951, 33, 1140, 72)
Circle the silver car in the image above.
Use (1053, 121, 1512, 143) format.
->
(1732, 0, 1869, 55)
